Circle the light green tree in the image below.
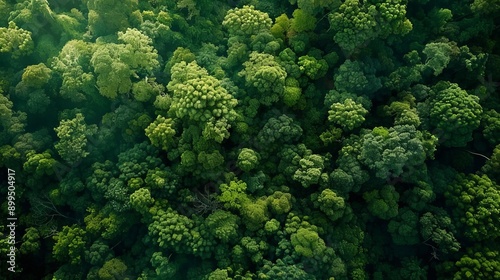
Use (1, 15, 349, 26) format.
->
(54, 113, 97, 164)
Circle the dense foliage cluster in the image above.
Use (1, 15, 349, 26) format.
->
(0, 0, 499, 279)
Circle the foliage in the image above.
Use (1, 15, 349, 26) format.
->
(2, 0, 500, 278)
(145, 116, 176, 151)
(450, 245, 500, 279)
(91, 28, 159, 99)
(205, 210, 240, 243)
(20, 227, 41, 254)
(427, 82, 482, 147)
(482, 144, 500, 182)
(292, 153, 327, 188)
(20, 63, 52, 88)
(54, 113, 97, 164)
(333, 59, 382, 97)
(237, 148, 260, 172)
(52, 225, 88, 265)
(422, 42, 454, 76)
(419, 208, 460, 254)
(363, 185, 399, 220)
(0, 21, 33, 58)
(239, 52, 288, 105)
(290, 227, 326, 258)
(359, 125, 435, 179)
(148, 206, 195, 253)
(86, 0, 140, 37)
(445, 174, 500, 241)
(311, 188, 345, 221)
(481, 109, 500, 145)
(223, 5, 272, 36)
(329, 0, 411, 54)
(297, 55, 328, 80)
(258, 259, 314, 279)
(51, 40, 96, 102)
(387, 207, 420, 245)
(256, 115, 303, 150)
(98, 258, 130, 280)
(167, 61, 238, 123)
(23, 149, 57, 177)
(290, 9, 317, 33)
(328, 98, 368, 131)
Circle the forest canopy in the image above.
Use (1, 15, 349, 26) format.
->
(0, 0, 499, 279)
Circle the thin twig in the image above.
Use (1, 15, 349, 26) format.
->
(465, 150, 491, 161)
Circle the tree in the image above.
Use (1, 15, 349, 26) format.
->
(359, 125, 436, 179)
(445, 174, 500, 241)
(20, 63, 52, 88)
(293, 154, 327, 188)
(258, 259, 315, 279)
(51, 40, 96, 102)
(130, 188, 154, 214)
(278, 48, 301, 79)
(205, 210, 240, 243)
(85, 239, 113, 266)
(471, 0, 500, 15)
(145, 166, 178, 194)
(297, 55, 328, 80)
(267, 191, 293, 215)
(222, 5, 272, 37)
(0, 21, 33, 58)
(167, 61, 238, 123)
(396, 257, 428, 280)
(23, 150, 57, 177)
(86, 0, 141, 37)
(290, 228, 326, 258)
(328, 98, 368, 131)
(217, 181, 249, 210)
(197, 150, 225, 171)
(290, 9, 316, 33)
(98, 258, 130, 280)
(428, 82, 482, 147)
(256, 115, 303, 151)
(450, 245, 500, 279)
(207, 268, 233, 280)
(422, 42, 454, 76)
(482, 144, 500, 182)
(239, 52, 288, 105)
(282, 77, 302, 107)
(333, 60, 381, 97)
(144, 116, 176, 151)
(482, 109, 500, 146)
(294, 0, 340, 15)
(84, 206, 130, 240)
(241, 198, 270, 231)
(383, 93, 421, 127)
(20, 227, 41, 254)
(202, 117, 231, 143)
(332, 138, 370, 193)
(237, 148, 260, 172)
(148, 206, 195, 253)
(329, 0, 411, 54)
(132, 78, 164, 102)
(363, 185, 399, 220)
(52, 225, 88, 265)
(54, 113, 97, 164)
(419, 208, 460, 254)
(145, 251, 179, 279)
(91, 28, 159, 99)
(311, 189, 345, 221)
(387, 207, 419, 245)
(250, 32, 282, 54)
